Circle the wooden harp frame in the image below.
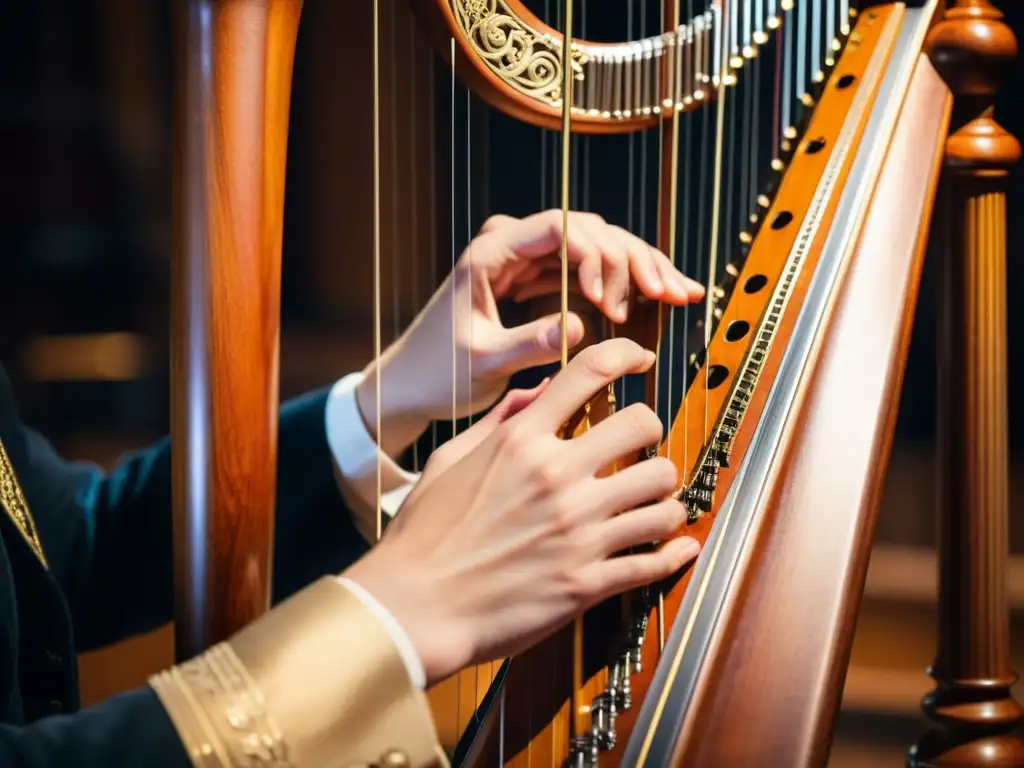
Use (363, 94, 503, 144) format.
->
(168, 0, 1023, 764)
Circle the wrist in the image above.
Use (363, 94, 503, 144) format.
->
(354, 350, 432, 459)
(344, 550, 471, 687)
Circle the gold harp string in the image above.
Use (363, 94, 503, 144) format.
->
(373, 0, 383, 543)
(558, 0, 580, 744)
(704, 1, 729, 447)
(465, 80, 478, 727)
(657, 0, 685, 655)
(449, 36, 462, 734)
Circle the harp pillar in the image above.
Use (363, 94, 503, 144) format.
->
(912, 1, 1024, 764)
(171, 0, 303, 661)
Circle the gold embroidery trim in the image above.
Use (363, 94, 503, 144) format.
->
(0, 438, 47, 567)
(150, 642, 294, 767)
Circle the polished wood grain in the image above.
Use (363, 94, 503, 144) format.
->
(452, 8, 901, 764)
(604, 10, 902, 763)
(171, 0, 303, 660)
(912, 1, 1024, 763)
(660, 53, 950, 768)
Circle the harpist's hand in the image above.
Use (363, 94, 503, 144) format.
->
(344, 337, 701, 687)
(354, 210, 705, 454)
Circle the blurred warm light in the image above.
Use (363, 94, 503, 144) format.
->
(865, 544, 1024, 605)
(25, 333, 149, 381)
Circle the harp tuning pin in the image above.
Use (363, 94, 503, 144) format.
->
(784, 126, 797, 140)
(781, 0, 794, 10)
(713, 286, 726, 300)
(738, 231, 753, 245)
(771, 158, 785, 172)
(729, 55, 744, 69)
(824, 57, 835, 68)
(781, 139, 792, 152)
(689, 352, 698, 366)
(767, 15, 781, 29)
(801, 92, 815, 107)
(849, 7, 858, 17)
(749, 213, 759, 225)
(812, 71, 825, 84)
(757, 194, 770, 208)
(725, 263, 740, 278)
(713, 307, 723, 320)
(832, 37, 842, 52)
(753, 30, 769, 45)
(742, 45, 756, 59)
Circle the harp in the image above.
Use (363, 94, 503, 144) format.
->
(170, 0, 1023, 766)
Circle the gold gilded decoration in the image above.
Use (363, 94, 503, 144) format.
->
(150, 643, 293, 767)
(451, 0, 585, 105)
(0, 438, 47, 567)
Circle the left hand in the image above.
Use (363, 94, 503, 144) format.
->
(355, 209, 705, 452)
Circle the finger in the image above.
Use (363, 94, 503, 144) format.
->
(526, 338, 655, 432)
(595, 498, 687, 555)
(495, 260, 545, 298)
(479, 214, 519, 234)
(571, 404, 666, 477)
(512, 276, 587, 303)
(594, 222, 631, 323)
(582, 536, 701, 603)
(650, 249, 706, 304)
(607, 226, 665, 302)
(481, 311, 586, 374)
(488, 209, 591, 258)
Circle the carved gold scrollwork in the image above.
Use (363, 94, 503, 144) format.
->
(452, 0, 586, 105)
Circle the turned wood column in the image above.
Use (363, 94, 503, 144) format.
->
(171, 0, 303, 661)
(911, 1, 1023, 765)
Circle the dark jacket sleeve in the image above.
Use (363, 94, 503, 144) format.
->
(0, 687, 189, 767)
(11, 388, 370, 651)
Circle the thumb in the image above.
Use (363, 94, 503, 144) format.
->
(485, 312, 586, 375)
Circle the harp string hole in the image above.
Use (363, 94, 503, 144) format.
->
(770, 211, 794, 229)
(836, 74, 856, 89)
(724, 320, 750, 342)
(744, 274, 768, 293)
(707, 365, 729, 390)
(805, 137, 827, 154)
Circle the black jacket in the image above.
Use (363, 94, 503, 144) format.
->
(0, 366, 370, 765)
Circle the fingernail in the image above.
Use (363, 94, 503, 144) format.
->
(545, 323, 563, 349)
(672, 537, 701, 561)
(650, 272, 665, 294)
(671, 273, 690, 296)
(643, 350, 656, 367)
(592, 278, 604, 302)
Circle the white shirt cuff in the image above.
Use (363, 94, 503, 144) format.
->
(325, 373, 419, 520)
(336, 576, 427, 690)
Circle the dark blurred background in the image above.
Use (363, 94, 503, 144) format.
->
(0, 1, 1020, 764)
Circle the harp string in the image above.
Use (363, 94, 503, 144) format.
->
(410, 2, 421, 474)
(558, 0, 578, 743)
(448, 34, 462, 733)
(391, 0, 401, 348)
(373, 0, 383, 543)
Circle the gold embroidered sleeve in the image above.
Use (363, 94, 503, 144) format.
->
(150, 577, 447, 768)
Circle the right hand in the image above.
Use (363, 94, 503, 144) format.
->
(344, 338, 701, 687)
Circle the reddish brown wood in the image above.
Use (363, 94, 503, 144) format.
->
(661, 54, 950, 767)
(913, 1, 1024, 764)
(171, 0, 303, 661)
(456, 8, 904, 765)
